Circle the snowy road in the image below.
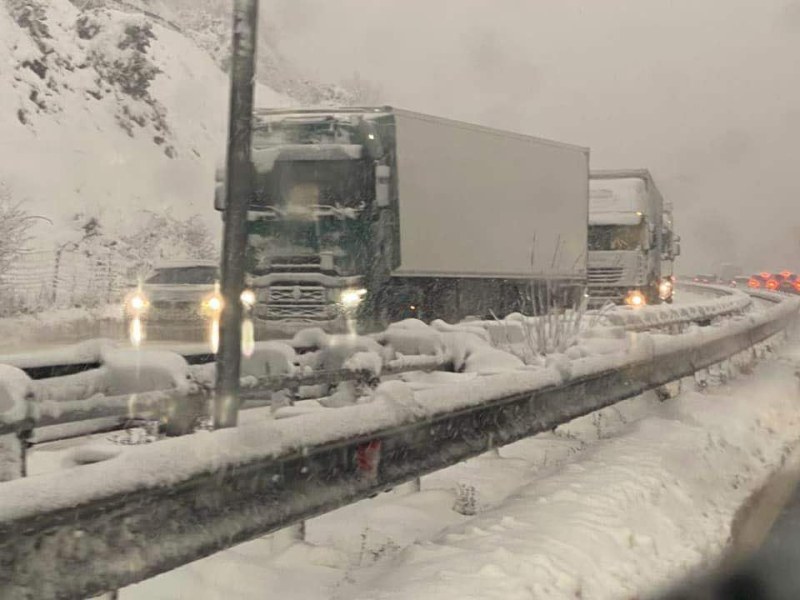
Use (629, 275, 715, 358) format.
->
(94, 338, 800, 600)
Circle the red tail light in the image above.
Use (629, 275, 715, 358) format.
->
(748, 278, 760, 288)
(766, 279, 780, 290)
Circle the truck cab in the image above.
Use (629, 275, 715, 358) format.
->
(588, 170, 667, 306)
(215, 107, 391, 330)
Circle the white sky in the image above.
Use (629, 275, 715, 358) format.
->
(263, 0, 800, 274)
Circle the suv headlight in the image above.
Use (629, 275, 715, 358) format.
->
(125, 290, 149, 316)
(202, 293, 223, 315)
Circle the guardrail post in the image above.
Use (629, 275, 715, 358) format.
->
(694, 368, 709, 390)
(0, 433, 23, 482)
(0, 369, 34, 482)
(163, 392, 210, 437)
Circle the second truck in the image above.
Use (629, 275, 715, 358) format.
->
(587, 169, 679, 306)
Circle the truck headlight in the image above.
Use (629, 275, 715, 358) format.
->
(624, 290, 647, 308)
(658, 279, 673, 300)
(340, 288, 367, 308)
(126, 291, 149, 316)
(240, 289, 256, 307)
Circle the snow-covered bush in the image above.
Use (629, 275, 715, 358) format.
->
(81, 13, 173, 150)
(7, 0, 51, 47)
(92, 21, 158, 99)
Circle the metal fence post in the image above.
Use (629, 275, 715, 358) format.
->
(215, 0, 259, 429)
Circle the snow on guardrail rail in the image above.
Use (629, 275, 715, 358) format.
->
(0, 289, 796, 598)
(603, 283, 753, 331)
(0, 282, 752, 378)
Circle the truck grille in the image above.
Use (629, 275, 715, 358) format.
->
(256, 304, 334, 320)
(149, 301, 201, 320)
(268, 285, 327, 304)
(588, 267, 624, 285)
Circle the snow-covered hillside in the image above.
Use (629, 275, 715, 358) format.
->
(0, 0, 291, 246)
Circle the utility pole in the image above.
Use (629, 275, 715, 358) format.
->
(215, 0, 259, 428)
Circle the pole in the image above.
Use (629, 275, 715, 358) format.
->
(215, 0, 259, 428)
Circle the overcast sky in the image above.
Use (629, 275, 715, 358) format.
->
(262, 0, 800, 274)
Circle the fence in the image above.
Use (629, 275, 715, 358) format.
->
(0, 246, 127, 315)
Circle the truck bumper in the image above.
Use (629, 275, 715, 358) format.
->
(587, 286, 648, 308)
(250, 273, 362, 323)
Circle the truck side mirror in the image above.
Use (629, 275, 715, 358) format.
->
(214, 179, 226, 211)
(376, 165, 391, 207)
(643, 222, 655, 249)
(673, 238, 681, 257)
(214, 163, 226, 211)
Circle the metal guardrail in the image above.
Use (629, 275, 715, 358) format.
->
(603, 283, 753, 331)
(1, 286, 754, 438)
(0, 355, 451, 438)
(0, 286, 762, 440)
(1, 283, 750, 380)
(0, 292, 796, 598)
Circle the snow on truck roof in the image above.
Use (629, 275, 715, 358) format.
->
(590, 177, 649, 214)
(152, 260, 218, 270)
(253, 107, 589, 153)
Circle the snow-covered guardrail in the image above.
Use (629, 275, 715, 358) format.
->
(602, 283, 752, 331)
(0, 286, 761, 443)
(0, 282, 744, 381)
(0, 291, 796, 598)
(0, 354, 451, 438)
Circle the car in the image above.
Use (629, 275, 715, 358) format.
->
(692, 274, 720, 284)
(779, 273, 800, 294)
(125, 260, 221, 323)
(730, 276, 751, 288)
(747, 272, 783, 291)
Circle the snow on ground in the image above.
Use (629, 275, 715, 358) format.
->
(0, 305, 123, 353)
(103, 338, 800, 600)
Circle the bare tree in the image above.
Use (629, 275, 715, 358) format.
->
(0, 184, 46, 277)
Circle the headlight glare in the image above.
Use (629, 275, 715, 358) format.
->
(624, 290, 647, 308)
(126, 291, 149, 315)
(240, 289, 256, 307)
(340, 288, 367, 308)
(203, 294, 223, 314)
(658, 279, 673, 300)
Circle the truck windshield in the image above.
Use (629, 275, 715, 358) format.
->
(254, 120, 356, 147)
(145, 267, 218, 285)
(255, 160, 371, 211)
(588, 224, 643, 251)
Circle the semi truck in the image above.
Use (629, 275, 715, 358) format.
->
(587, 170, 677, 306)
(215, 107, 589, 331)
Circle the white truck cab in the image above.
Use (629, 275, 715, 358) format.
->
(588, 170, 671, 306)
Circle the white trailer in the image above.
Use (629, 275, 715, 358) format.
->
(391, 109, 589, 281)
